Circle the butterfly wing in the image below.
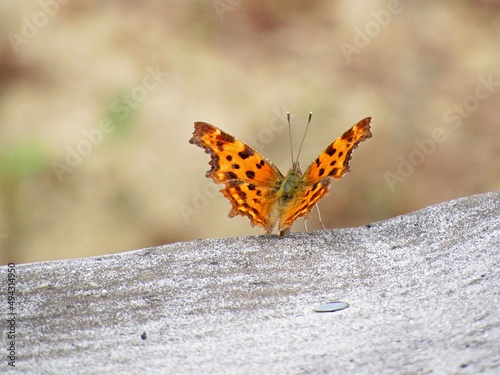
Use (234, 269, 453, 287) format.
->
(277, 178, 332, 236)
(277, 117, 372, 235)
(190, 122, 285, 233)
(303, 117, 372, 183)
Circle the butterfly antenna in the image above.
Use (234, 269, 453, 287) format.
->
(295, 112, 313, 164)
(287, 112, 294, 165)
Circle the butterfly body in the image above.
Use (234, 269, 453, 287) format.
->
(280, 167, 302, 199)
(189, 117, 372, 236)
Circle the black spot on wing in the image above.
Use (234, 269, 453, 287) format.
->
(226, 171, 238, 179)
(318, 168, 325, 177)
(232, 163, 240, 169)
(256, 159, 265, 169)
(342, 134, 353, 143)
(325, 145, 337, 157)
(226, 155, 232, 161)
(245, 170, 256, 179)
(238, 146, 254, 159)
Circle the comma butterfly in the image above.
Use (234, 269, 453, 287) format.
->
(189, 116, 372, 236)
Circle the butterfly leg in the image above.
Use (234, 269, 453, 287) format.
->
(316, 205, 326, 230)
(303, 206, 325, 234)
(278, 227, 290, 237)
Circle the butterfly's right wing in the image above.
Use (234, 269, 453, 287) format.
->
(190, 122, 284, 233)
(277, 117, 372, 235)
(303, 117, 372, 183)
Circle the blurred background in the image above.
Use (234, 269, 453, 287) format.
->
(0, 0, 499, 264)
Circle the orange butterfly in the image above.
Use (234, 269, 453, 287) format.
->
(189, 116, 372, 236)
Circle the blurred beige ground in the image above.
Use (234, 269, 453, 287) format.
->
(0, 0, 499, 263)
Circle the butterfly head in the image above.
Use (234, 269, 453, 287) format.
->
(292, 161, 302, 174)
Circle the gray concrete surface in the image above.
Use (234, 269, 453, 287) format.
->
(2, 191, 499, 374)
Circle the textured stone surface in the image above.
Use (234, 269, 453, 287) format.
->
(3, 191, 500, 374)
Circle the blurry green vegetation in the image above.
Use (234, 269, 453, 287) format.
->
(0, 138, 50, 180)
(0, 139, 51, 263)
(102, 88, 139, 139)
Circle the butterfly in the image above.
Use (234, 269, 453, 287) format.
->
(189, 116, 372, 236)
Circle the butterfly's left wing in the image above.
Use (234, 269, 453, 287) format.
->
(190, 122, 285, 233)
(277, 117, 372, 235)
